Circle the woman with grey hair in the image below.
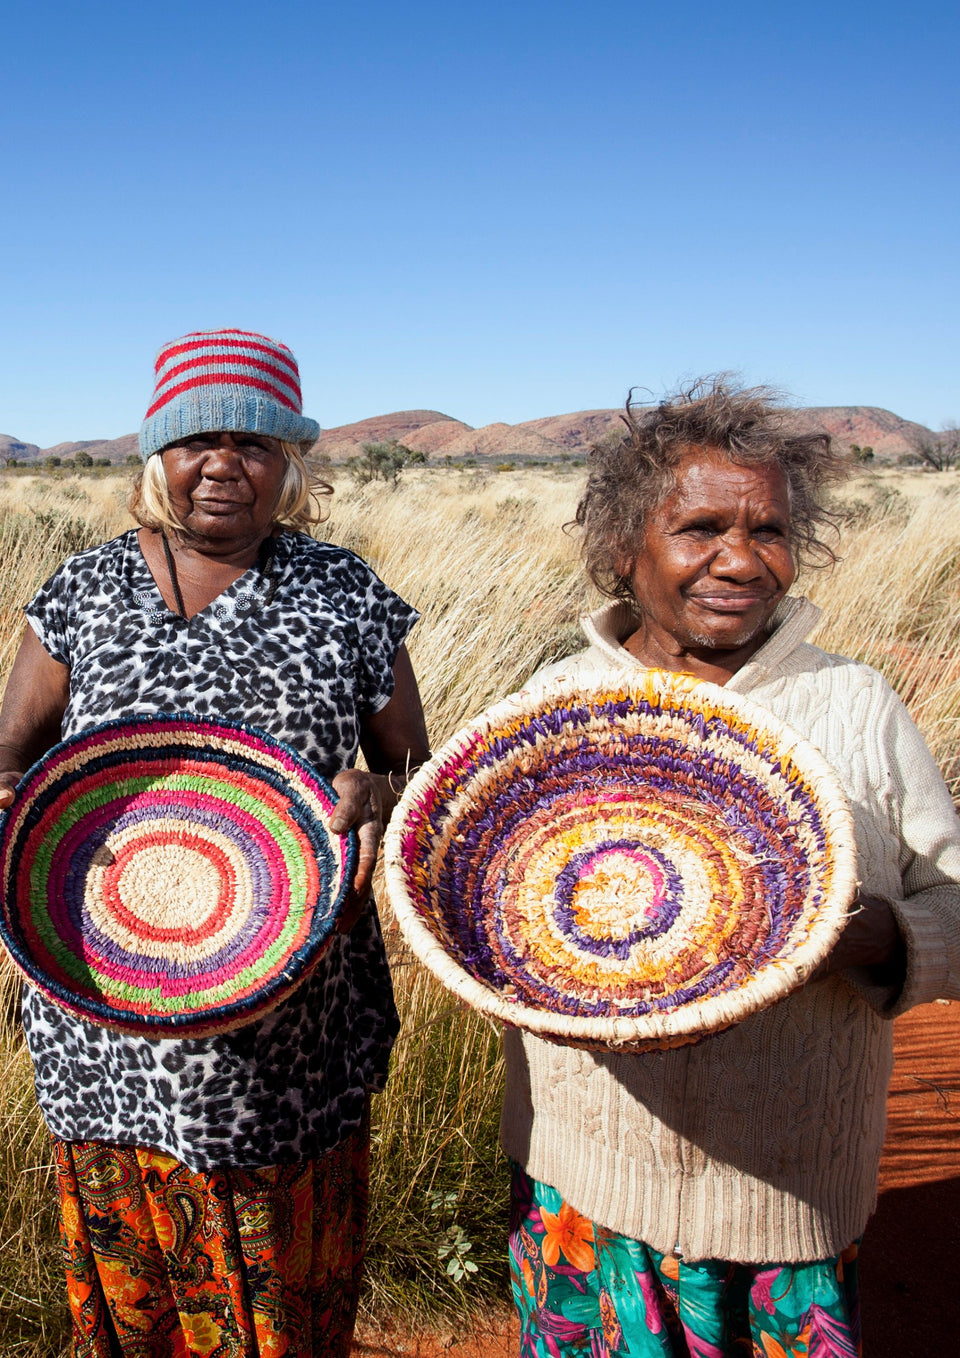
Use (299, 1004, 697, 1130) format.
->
(501, 380, 960, 1355)
(0, 329, 430, 1355)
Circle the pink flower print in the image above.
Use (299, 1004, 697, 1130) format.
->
(636, 1266, 663, 1333)
(807, 1303, 860, 1358)
(684, 1334, 726, 1358)
(751, 1265, 787, 1315)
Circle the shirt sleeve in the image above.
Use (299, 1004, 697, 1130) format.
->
(849, 682, 960, 1016)
(23, 563, 74, 666)
(349, 562, 420, 716)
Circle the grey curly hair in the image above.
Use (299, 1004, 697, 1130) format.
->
(575, 378, 848, 605)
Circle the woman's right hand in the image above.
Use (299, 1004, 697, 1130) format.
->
(0, 771, 23, 811)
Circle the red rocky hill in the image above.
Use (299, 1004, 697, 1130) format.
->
(786, 406, 935, 460)
(314, 404, 934, 465)
(316, 411, 471, 462)
(3, 406, 936, 467)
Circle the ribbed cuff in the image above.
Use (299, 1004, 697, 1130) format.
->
(885, 896, 951, 1014)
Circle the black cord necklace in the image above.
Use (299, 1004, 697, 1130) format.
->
(160, 533, 277, 619)
(161, 533, 187, 618)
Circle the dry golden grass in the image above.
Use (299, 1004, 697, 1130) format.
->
(0, 463, 957, 1346)
(803, 479, 960, 788)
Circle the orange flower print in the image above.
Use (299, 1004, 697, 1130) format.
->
(252, 1311, 284, 1358)
(521, 1257, 536, 1298)
(152, 1207, 177, 1254)
(660, 1254, 681, 1282)
(599, 1288, 623, 1348)
(100, 1263, 152, 1331)
(59, 1193, 82, 1242)
(288, 1191, 313, 1275)
(539, 1202, 595, 1272)
(536, 1263, 548, 1309)
(760, 1322, 811, 1358)
(180, 1312, 222, 1355)
(139, 1148, 179, 1175)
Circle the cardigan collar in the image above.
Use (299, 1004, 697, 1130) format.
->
(580, 595, 822, 692)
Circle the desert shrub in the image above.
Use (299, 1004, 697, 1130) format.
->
(348, 441, 428, 487)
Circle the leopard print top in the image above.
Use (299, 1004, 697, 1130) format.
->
(21, 528, 417, 1170)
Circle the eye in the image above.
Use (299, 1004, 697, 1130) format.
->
(754, 523, 787, 540)
(677, 520, 720, 538)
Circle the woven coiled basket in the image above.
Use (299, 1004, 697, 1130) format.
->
(0, 715, 355, 1038)
(384, 673, 857, 1052)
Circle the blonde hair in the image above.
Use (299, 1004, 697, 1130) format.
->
(129, 441, 332, 535)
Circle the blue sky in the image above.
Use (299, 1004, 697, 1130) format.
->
(1, 0, 957, 445)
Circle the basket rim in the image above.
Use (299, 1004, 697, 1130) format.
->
(0, 712, 357, 1038)
(383, 670, 858, 1046)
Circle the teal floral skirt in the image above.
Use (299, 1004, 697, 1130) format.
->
(509, 1163, 861, 1357)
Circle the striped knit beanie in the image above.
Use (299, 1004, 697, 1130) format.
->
(139, 329, 320, 460)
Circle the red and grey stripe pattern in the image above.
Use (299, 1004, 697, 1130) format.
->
(139, 328, 320, 460)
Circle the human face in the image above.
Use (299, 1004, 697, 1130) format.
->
(160, 431, 287, 545)
(624, 448, 796, 665)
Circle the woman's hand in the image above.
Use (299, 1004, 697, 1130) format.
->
(329, 769, 389, 934)
(327, 645, 431, 935)
(328, 645, 430, 935)
(825, 892, 906, 984)
(0, 770, 24, 811)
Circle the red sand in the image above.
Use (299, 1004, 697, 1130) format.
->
(353, 999, 960, 1357)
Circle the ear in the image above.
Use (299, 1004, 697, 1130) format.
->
(614, 550, 634, 582)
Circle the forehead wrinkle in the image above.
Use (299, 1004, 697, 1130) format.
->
(659, 455, 791, 521)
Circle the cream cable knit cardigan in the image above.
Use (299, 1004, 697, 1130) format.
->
(500, 596, 960, 1263)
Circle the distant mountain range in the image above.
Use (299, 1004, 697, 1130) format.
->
(316, 405, 937, 464)
(0, 406, 937, 467)
(0, 432, 139, 464)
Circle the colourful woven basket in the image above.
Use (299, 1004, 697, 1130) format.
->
(0, 716, 356, 1038)
(384, 673, 857, 1052)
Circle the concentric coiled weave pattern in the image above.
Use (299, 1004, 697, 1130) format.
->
(385, 675, 856, 1051)
(0, 717, 354, 1037)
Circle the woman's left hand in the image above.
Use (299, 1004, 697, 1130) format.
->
(825, 892, 906, 982)
(329, 769, 387, 933)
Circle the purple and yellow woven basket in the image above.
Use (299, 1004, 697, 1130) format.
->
(384, 673, 857, 1052)
(0, 716, 355, 1038)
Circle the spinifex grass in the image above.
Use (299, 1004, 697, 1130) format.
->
(363, 947, 509, 1325)
(0, 465, 957, 1345)
(0, 964, 69, 1356)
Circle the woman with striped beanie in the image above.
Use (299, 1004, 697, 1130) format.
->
(0, 328, 430, 1355)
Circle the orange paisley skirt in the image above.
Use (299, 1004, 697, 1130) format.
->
(53, 1122, 369, 1358)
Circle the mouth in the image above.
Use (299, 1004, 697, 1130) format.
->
(192, 499, 250, 514)
(687, 592, 770, 614)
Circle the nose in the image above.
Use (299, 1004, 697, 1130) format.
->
(709, 530, 765, 582)
(200, 437, 243, 478)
